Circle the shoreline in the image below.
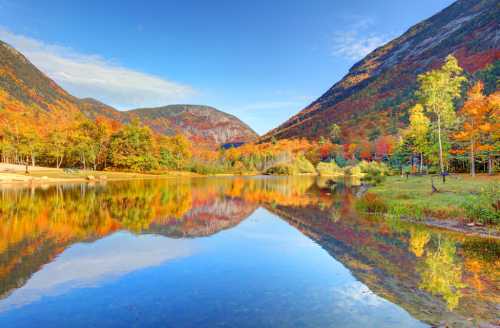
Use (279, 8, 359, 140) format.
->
(401, 215, 499, 240)
(0, 170, 200, 187)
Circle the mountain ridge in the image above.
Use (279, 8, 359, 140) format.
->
(263, 0, 499, 142)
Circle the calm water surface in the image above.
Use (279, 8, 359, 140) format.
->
(0, 177, 498, 327)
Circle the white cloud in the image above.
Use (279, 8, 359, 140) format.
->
(0, 28, 196, 109)
(331, 19, 390, 61)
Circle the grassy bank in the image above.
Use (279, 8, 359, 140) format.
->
(360, 174, 500, 227)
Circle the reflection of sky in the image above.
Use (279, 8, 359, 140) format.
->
(0, 207, 426, 328)
(0, 232, 195, 313)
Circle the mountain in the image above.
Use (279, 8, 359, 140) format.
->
(0, 40, 87, 132)
(0, 41, 257, 148)
(128, 105, 258, 147)
(263, 0, 499, 142)
(79, 101, 258, 147)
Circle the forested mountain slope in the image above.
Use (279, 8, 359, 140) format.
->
(264, 0, 499, 142)
(0, 41, 257, 148)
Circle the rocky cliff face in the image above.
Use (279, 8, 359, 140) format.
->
(264, 0, 499, 141)
(128, 105, 258, 147)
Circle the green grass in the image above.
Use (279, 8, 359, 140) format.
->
(368, 174, 500, 223)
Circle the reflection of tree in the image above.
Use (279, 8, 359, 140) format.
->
(264, 192, 499, 326)
(419, 237, 466, 310)
(1, 177, 498, 326)
(409, 228, 430, 257)
(0, 179, 260, 299)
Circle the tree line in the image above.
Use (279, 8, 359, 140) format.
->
(404, 55, 498, 179)
(0, 118, 192, 172)
(0, 55, 497, 177)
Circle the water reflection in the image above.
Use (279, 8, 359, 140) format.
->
(0, 232, 194, 312)
(0, 177, 498, 327)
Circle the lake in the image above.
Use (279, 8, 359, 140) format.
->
(0, 177, 498, 327)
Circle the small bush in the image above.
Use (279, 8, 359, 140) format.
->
(188, 162, 228, 175)
(356, 161, 389, 185)
(388, 204, 425, 220)
(344, 165, 363, 177)
(317, 161, 343, 176)
(264, 164, 296, 175)
(295, 155, 316, 174)
(460, 184, 500, 225)
(357, 193, 388, 214)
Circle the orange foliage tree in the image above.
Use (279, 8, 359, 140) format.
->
(455, 82, 498, 176)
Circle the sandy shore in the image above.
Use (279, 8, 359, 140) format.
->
(0, 163, 198, 186)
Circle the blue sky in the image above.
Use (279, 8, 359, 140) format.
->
(0, 0, 454, 134)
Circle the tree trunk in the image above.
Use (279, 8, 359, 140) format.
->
(488, 154, 493, 175)
(31, 151, 35, 167)
(437, 115, 445, 183)
(470, 137, 475, 177)
(420, 152, 423, 174)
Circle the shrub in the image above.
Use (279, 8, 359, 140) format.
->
(356, 193, 388, 213)
(388, 203, 425, 220)
(359, 161, 390, 176)
(316, 161, 343, 176)
(357, 161, 389, 185)
(344, 165, 363, 177)
(461, 185, 500, 225)
(295, 155, 316, 174)
(188, 162, 228, 175)
(264, 164, 296, 175)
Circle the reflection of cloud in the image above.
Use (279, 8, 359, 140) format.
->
(334, 281, 384, 307)
(0, 28, 196, 108)
(0, 232, 195, 312)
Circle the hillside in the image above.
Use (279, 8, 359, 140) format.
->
(0, 41, 257, 148)
(79, 101, 258, 148)
(0, 40, 87, 134)
(128, 105, 258, 147)
(264, 0, 499, 142)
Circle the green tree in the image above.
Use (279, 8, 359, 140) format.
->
(159, 135, 192, 170)
(70, 121, 104, 170)
(108, 120, 158, 172)
(46, 130, 68, 168)
(18, 131, 44, 170)
(417, 55, 467, 181)
(407, 104, 430, 173)
(329, 123, 341, 143)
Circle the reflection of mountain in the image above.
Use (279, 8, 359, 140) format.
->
(147, 197, 256, 238)
(265, 201, 499, 327)
(1, 177, 498, 326)
(0, 180, 257, 300)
